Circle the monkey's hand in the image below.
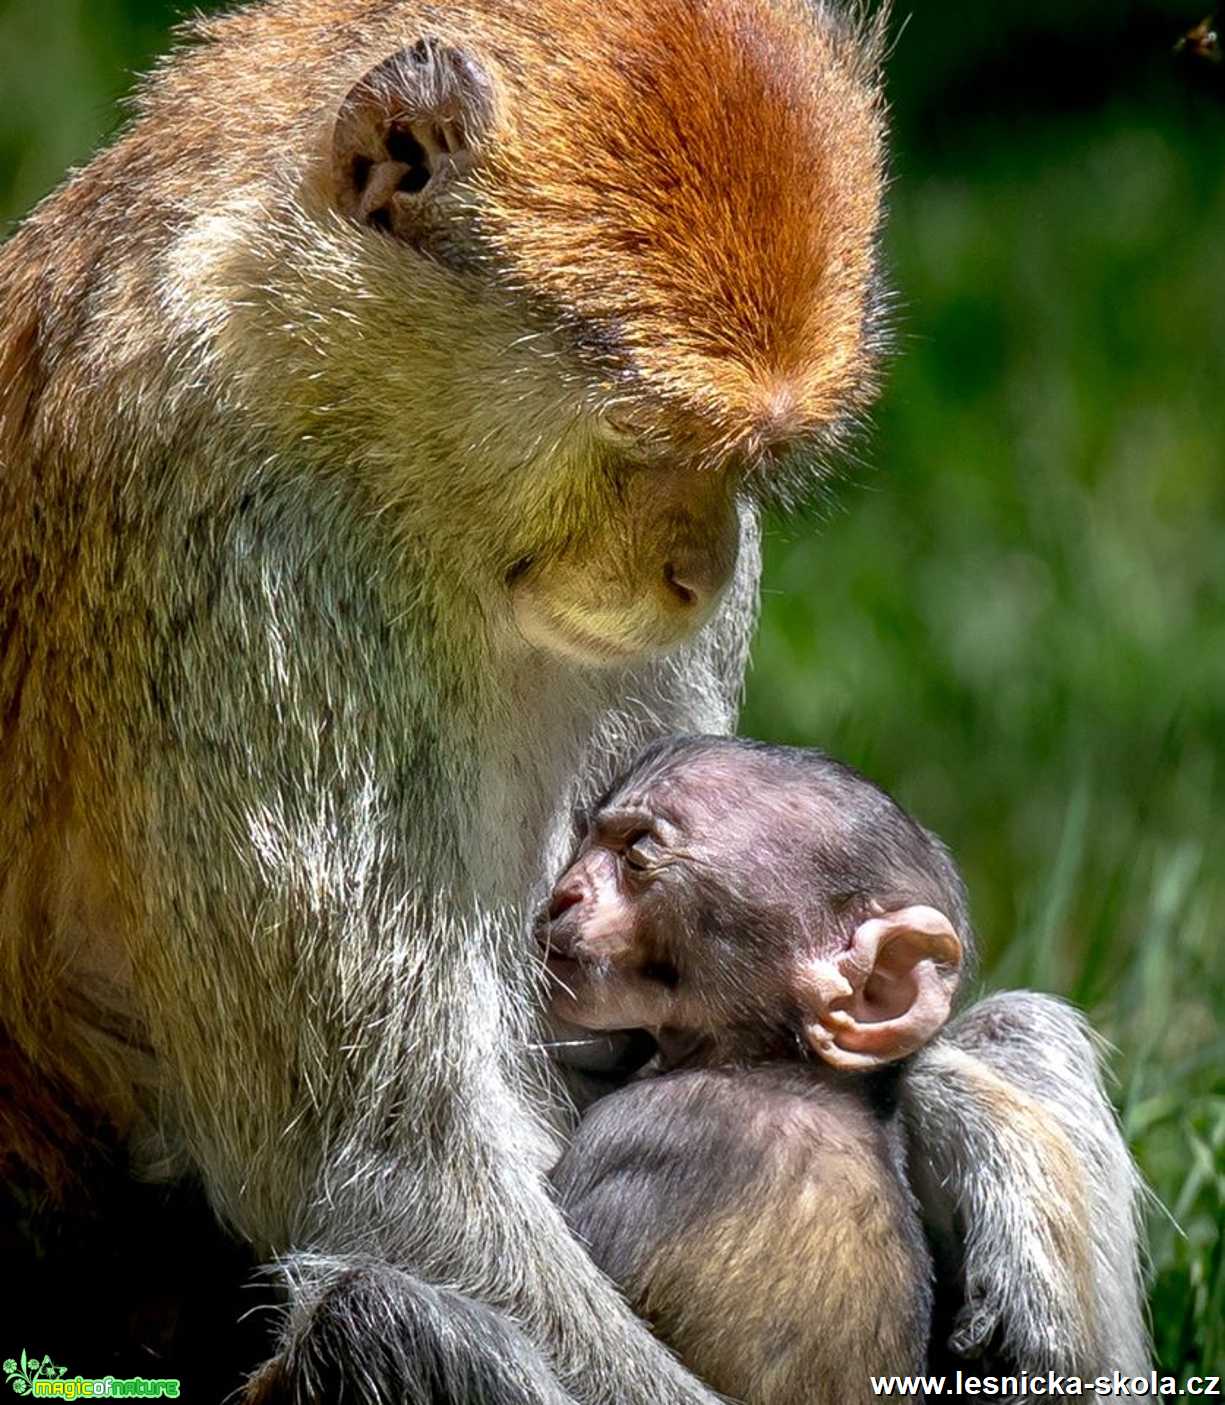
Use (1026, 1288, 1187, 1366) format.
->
(947, 1288, 999, 1359)
(244, 1257, 580, 1405)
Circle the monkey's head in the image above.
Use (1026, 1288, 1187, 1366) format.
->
(202, 0, 886, 666)
(536, 737, 969, 1071)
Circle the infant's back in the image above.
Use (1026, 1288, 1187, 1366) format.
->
(552, 1064, 932, 1405)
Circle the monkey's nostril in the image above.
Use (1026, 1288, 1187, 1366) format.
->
(663, 563, 699, 608)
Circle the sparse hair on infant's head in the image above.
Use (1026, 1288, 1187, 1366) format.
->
(538, 734, 972, 1070)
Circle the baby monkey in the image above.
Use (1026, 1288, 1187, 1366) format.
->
(542, 735, 970, 1405)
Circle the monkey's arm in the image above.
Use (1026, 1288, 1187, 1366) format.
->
(902, 992, 1150, 1378)
(112, 497, 727, 1405)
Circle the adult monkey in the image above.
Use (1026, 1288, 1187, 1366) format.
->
(0, 0, 1146, 1401)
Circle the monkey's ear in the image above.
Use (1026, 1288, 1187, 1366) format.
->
(800, 906, 963, 1072)
(331, 39, 492, 238)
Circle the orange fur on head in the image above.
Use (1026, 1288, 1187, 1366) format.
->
(477, 0, 888, 459)
(0, 0, 888, 1193)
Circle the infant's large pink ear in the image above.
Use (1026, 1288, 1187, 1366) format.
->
(800, 906, 963, 1072)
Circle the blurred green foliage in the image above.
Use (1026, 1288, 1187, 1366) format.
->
(749, 7, 1225, 1374)
(2, 0, 1222, 1379)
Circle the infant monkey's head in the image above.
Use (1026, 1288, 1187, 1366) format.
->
(538, 736, 970, 1071)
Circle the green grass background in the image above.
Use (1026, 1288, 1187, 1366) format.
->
(2, 0, 1222, 1377)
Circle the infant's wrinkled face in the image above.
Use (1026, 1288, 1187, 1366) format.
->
(535, 738, 967, 1072)
(534, 749, 807, 1038)
(534, 822, 686, 1034)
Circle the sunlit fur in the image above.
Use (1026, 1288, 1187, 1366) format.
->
(555, 1071, 931, 1405)
(0, 0, 882, 1182)
(0, 0, 882, 1399)
(0, 0, 1147, 1397)
(906, 994, 1151, 1380)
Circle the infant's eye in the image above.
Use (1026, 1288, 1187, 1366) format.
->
(622, 830, 657, 872)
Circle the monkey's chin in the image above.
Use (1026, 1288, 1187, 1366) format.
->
(511, 591, 699, 669)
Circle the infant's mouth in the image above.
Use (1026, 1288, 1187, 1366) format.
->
(542, 949, 583, 979)
(534, 908, 580, 964)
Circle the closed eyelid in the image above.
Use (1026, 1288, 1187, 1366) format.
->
(594, 807, 659, 842)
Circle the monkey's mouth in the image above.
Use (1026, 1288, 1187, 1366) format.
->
(543, 951, 584, 983)
(533, 909, 583, 972)
(510, 586, 656, 666)
(536, 930, 585, 979)
(540, 949, 591, 1022)
(508, 564, 709, 667)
